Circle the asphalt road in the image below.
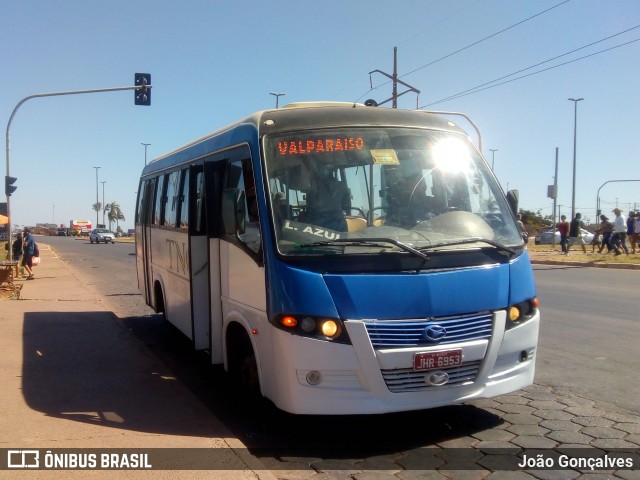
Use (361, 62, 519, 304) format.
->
(532, 264, 639, 413)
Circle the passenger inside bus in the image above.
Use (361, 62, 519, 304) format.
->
(302, 167, 351, 232)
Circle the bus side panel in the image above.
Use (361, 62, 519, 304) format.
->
(219, 241, 268, 370)
(208, 238, 223, 364)
(150, 228, 193, 340)
(190, 234, 210, 350)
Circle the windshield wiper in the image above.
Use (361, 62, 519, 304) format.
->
(417, 237, 516, 256)
(299, 237, 429, 262)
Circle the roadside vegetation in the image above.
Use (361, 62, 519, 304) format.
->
(527, 243, 639, 266)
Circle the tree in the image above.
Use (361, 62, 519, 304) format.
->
(519, 208, 551, 235)
(104, 202, 125, 231)
(92, 202, 102, 216)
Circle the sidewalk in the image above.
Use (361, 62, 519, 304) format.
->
(0, 244, 276, 479)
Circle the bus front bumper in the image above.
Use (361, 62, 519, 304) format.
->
(264, 310, 539, 415)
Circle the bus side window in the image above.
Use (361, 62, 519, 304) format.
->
(193, 169, 205, 235)
(153, 175, 166, 226)
(227, 158, 261, 254)
(178, 168, 190, 230)
(164, 170, 180, 228)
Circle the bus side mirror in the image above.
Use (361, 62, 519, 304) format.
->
(222, 188, 246, 236)
(506, 189, 519, 216)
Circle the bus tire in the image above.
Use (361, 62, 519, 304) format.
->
(227, 325, 260, 395)
(241, 353, 259, 393)
(153, 282, 166, 316)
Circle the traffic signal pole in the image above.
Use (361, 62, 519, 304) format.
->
(4, 79, 151, 257)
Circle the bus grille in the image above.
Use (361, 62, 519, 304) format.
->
(381, 361, 481, 393)
(363, 312, 493, 348)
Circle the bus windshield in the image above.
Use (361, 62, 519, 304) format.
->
(263, 127, 522, 256)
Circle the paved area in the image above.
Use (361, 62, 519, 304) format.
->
(256, 384, 640, 479)
(0, 243, 638, 479)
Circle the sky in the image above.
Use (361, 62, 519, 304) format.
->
(1, 0, 639, 231)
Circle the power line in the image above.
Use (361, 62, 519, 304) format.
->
(401, 0, 572, 79)
(354, 0, 571, 103)
(421, 37, 640, 107)
(421, 25, 640, 106)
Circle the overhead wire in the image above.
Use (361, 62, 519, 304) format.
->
(421, 36, 640, 107)
(401, 0, 572, 79)
(353, 0, 572, 103)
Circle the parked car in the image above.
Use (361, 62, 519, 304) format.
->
(89, 228, 115, 244)
(535, 227, 594, 245)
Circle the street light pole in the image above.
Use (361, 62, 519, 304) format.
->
(568, 97, 584, 219)
(93, 166, 101, 229)
(269, 92, 285, 109)
(101, 181, 106, 227)
(141, 142, 150, 166)
(489, 149, 498, 171)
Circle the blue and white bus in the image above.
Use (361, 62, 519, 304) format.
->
(135, 102, 539, 415)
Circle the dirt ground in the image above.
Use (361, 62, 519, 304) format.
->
(0, 282, 22, 300)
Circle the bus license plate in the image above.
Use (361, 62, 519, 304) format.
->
(414, 349, 463, 371)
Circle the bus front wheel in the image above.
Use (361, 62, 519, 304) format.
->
(227, 326, 260, 395)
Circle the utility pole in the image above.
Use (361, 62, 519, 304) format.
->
(101, 180, 107, 227)
(489, 149, 498, 171)
(94, 167, 101, 229)
(141, 142, 150, 166)
(270, 92, 285, 109)
(552, 148, 558, 246)
(367, 47, 420, 109)
(568, 97, 584, 219)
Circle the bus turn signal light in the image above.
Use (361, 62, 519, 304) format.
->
(281, 316, 298, 328)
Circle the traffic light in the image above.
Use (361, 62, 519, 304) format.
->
(134, 73, 151, 106)
(5, 176, 17, 196)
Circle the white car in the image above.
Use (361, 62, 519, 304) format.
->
(536, 227, 594, 245)
(89, 228, 115, 244)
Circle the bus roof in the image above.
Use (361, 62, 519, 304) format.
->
(142, 103, 471, 175)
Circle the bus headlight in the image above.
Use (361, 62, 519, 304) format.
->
(505, 297, 539, 329)
(274, 314, 350, 344)
(320, 319, 340, 337)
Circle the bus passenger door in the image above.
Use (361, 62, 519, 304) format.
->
(141, 178, 155, 306)
(189, 165, 213, 352)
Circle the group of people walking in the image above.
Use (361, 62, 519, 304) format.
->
(557, 208, 639, 256)
(9, 228, 37, 280)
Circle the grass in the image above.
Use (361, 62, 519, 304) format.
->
(527, 243, 640, 266)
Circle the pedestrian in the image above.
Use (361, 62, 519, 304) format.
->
(557, 215, 570, 254)
(597, 215, 614, 254)
(627, 211, 637, 254)
(517, 214, 529, 243)
(590, 227, 601, 253)
(634, 212, 640, 254)
(11, 232, 23, 262)
(611, 208, 629, 256)
(568, 212, 587, 254)
(22, 228, 36, 280)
